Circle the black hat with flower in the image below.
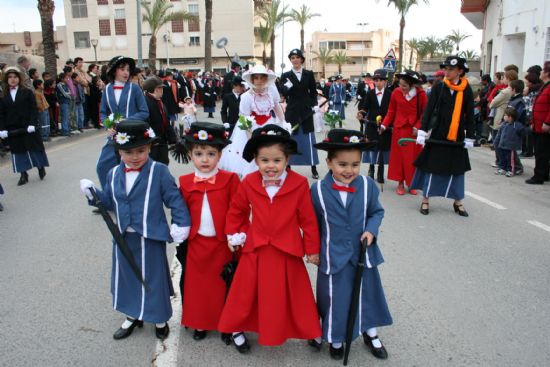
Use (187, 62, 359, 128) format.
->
(242, 124, 298, 162)
(113, 120, 158, 150)
(288, 48, 305, 62)
(182, 121, 231, 148)
(440, 55, 469, 73)
(107, 55, 136, 82)
(314, 128, 375, 151)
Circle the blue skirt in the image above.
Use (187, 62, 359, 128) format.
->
(290, 129, 319, 166)
(111, 232, 173, 323)
(333, 103, 346, 119)
(203, 106, 215, 113)
(11, 150, 49, 173)
(362, 150, 390, 165)
(410, 169, 465, 200)
(96, 138, 119, 189)
(317, 265, 393, 343)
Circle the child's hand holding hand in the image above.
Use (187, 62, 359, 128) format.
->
(306, 254, 320, 266)
(227, 233, 246, 252)
(360, 231, 375, 246)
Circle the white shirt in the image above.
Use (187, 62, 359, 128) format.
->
(125, 167, 140, 232)
(263, 170, 287, 200)
(375, 88, 385, 105)
(10, 86, 18, 102)
(292, 67, 303, 82)
(195, 168, 218, 237)
(404, 87, 417, 101)
(448, 78, 460, 95)
(332, 176, 351, 205)
(114, 81, 125, 104)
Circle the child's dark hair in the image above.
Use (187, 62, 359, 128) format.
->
(510, 79, 524, 94)
(187, 142, 223, 153)
(254, 141, 294, 158)
(44, 79, 54, 88)
(32, 79, 43, 88)
(504, 107, 518, 121)
(71, 72, 78, 79)
(327, 147, 362, 160)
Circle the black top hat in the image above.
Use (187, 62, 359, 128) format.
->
(372, 69, 388, 80)
(231, 75, 244, 86)
(107, 56, 136, 80)
(362, 72, 372, 78)
(113, 120, 158, 150)
(183, 122, 231, 148)
(396, 69, 421, 84)
(242, 124, 298, 162)
(231, 61, 241, 69)
(440, 55, 469, 73)
(314, 129, 375, 151)
(142, 76, 163, 93)
(334, 75, 343, 80)
(288, 48, 305, 61)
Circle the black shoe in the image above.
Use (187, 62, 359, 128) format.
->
(208, 113, 214, 118)
(38, 167, 46, 180)
(232, 332, 251, 354)
(113, 318, 143, 340)
(368, 165, 375, 179)
(92, 208, 101, 215)
(155, 323, 170, 340)
(311, 165, 319, 179)
(17, 172, 28, 186)
(221, 333, 232, 345)
(193, 329, 207, 340)
(307, 339, 322, 351)
(453, 202, 469, 217)
(514, 168, 524, 176)
(420, 202, 429, 215)
(329, 344, 344, 360)
(0, 202, 3, 211)
(525, 177, 544, 185)
(362, 333, 388, 359)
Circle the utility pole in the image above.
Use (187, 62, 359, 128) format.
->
(136, 0, 143, 66)
(357, 22, 368, 75)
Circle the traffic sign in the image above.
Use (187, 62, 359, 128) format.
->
(384, 48, 396, 60)
(383, 59, 396, 71)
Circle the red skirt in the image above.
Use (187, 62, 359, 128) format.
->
(182, 234, 232, 330)
(218, 245, 322, 346)
(388, 125, 423, 186)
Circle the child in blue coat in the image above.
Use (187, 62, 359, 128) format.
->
(80, 120, 190, 341)
(494, 107, 526, 177)
(310, 128, 393, 360)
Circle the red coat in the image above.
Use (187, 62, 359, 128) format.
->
(532, 82, 550, 134)
(225, 170, 320, 258)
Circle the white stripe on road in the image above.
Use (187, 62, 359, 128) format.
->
(153, 253, 182, 367)
(527, 220, 550, 233)
(465, 191, 507, 210)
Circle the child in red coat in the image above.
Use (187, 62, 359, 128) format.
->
(218, 124, 322, 351)
(178, 122, 242, 343)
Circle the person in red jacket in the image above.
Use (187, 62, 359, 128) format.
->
(379, 70, 427, 195)
(525, 61, 550, 184)
(178, 122, 242, 343)
(218, 124, 322, 351)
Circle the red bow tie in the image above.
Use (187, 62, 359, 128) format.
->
(263, 179, 282, 187)
(332, 183, 355, 193)
(193, 175, 216, 184)
(376, 92, 382, 96)
(124, 167, 141, 173)
(113, 86, 124, 90)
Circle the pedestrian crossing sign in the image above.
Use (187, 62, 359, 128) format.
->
(383, 59, 396, 71)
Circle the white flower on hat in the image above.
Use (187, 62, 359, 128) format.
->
(450, 58, 458, 66)
(115, 132, 129, 145)
(146, 128, 156, 138)
(464, 62, 469, 69)
(198, 130, 208, 140)
(349, 136, 360, 143)
(267, 130, 277, 135)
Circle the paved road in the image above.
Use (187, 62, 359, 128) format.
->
(1, 106, 549, 367)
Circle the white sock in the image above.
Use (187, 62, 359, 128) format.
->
(332, 342, 343, 349)
(232, 332, 246, 346)
(367, 328, 382, 348)
(121, 318, 135, 329)
(367, 327, 377, 337)
(314, 337, 322, 343)
(156, 323, 166, 328)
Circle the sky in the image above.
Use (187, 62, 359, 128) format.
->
(0, 0, 481, 73)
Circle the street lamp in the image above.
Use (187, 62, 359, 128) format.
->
(91, 38, 98, 62)
(357, 22, 368, 75)
(163, 31, 170, 68)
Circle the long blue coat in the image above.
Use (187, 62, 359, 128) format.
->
(311, 173, 392, 343)
(92, 158, 190, 323)
(96, 82, 149, 188)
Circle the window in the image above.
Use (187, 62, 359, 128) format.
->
(113, 0, 124, 3)
(115, 19, 127, 35)
(188, 4, 199, 14)
(74, 31, 90, 48)
(114, 9, 125, 19)
(71, 0, 88, 18)
(188, 19, 200, 32)
(172, 20, 184, 33)
(97, 0, 108, 4)
(99, 19, 111, 36)
(319, 41, 346, 51)
(189, 36, 200, 46)
(546, 28, 550, 61)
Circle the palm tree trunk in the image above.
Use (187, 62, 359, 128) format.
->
(300, 28, 305, 52)
(204, 0, 213, 72)
(37, 0, 57, 77)
(338, 64, 342, 74)
(148, 36, 157, 73)
(262, 48, 267, 66)
(398, 15, 405, 72)
(409, 49, 414, 70)
(270, 32, 275, 70)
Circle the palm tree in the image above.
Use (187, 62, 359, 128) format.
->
(446, 29, 471, 52)
(141, 0, 197, 72)
(257, 22, 271, 66)
(331, 50, 351, 74)
(289, 4, 320, 52)
(204, 0, 213, 72)
(459, 49, 479, 60)
(312, 48, 333, 78)
(380, 0, 429, 72)
(406, 38, 420, 69)
(438, 38, 454, 57)
(37, 0, 57, 77)
(419, 36, 440, 59)
(414, 41, 430, 70)
(257, 0, 290, 70)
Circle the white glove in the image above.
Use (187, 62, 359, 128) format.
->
(170, 224, 190, 243)
(227, 233, 247, 247)
(464, 138, 475, 149)
(223, 122, 230, 129)
(79, 179, 95, 200)
(329, 101, 333, 106)
(416, 129, 428, 146)
(282, 121, 293, 134)
(312, 106, 320, 113)
(357, 95, 362, 100)
(0, 130, 8, 139)
(27, 125, 36, 133)
(284, 79, 293, 89)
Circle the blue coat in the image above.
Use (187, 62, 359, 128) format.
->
(329, 83, 346, 105)
(494, 121, 526, 151)
(311, 173, 384, 276)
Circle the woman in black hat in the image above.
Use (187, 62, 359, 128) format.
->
(410, 55, 475, 216)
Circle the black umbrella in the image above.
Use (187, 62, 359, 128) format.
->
(169, 126, 190, 164)
(175, 241, 188, 305)
(89, 187, 149, 291)
(220, 252, 238, 300)
(343, 239, 369, 366)
(397, 137, 465, 147)
(291, 95, 330, 134)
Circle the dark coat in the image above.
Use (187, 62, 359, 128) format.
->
(145, 94, 177, 145)
(414, 80, 475, 175)
(359, 87, 392, 151)
(161, 80, 179, 116)
(280, 69, 317, 133)
(494, 121, 526, 151)
(201, 84, 217, 108)
(176, 74, 192, 101)
(222, 70, 237, 97)
(0, 87, 44, 154)
(221, 92, 240, 134)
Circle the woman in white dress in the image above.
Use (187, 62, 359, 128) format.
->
(219, 65, 289, 178)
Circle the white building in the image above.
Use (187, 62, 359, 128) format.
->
(461, 0, 550, 74)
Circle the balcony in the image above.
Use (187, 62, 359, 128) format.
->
(460, 0, 488, 29)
